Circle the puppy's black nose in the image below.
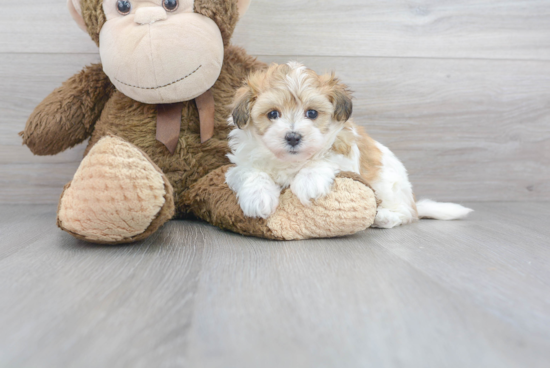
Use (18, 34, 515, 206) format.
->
(285, 132, 302, 147)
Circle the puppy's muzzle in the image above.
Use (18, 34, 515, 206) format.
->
(285, 132, 302, 148)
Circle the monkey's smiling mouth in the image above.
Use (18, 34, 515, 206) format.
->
(114, 65, 202, 90)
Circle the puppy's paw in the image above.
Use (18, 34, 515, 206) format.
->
(229, 171, 280, 219)
(239, 188, 280, 219)
(291, 167, 335, 206)
(373, 208, 403, 229)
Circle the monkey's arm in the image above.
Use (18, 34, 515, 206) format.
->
(21, 63, 114, 156)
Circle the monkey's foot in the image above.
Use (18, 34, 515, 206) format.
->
(184, 166, 378, 240)
(57, 136, 175, 244)
(267, 172, 378, 240)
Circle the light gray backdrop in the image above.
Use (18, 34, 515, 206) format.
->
(1, 0, 549, 204)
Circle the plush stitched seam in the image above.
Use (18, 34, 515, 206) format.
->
(115, 65, 202, 90)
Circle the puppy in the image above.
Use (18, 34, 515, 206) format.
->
(225, 62, 472, 228)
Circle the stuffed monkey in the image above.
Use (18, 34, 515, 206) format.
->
(20, 0, 377, 244)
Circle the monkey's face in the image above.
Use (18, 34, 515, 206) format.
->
(100, 0, 225, 104)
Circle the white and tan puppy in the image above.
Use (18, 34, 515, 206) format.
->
(225, 62, 472, 228)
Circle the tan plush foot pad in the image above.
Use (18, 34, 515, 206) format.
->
(267, 174, 378, 240)
(57, 136, 175, 244)
(184, 166, 377, 241)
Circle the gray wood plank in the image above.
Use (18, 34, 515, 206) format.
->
(478, 202, 550, 237)
(0, 0, 97, 55)
(0, 216, 206, 368)
(2, 0, 550, 61)
(234, 0, 550, 60)
(184, 228, 550, 368)
(2, 53, 549, 203)
(373, 206, 550, 342)
(0, 162, 82, 204)
(0, 203, 549, 367)
(0, 204, 57, 259)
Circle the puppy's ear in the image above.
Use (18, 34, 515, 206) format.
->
(327, 75, 353, 122)
(232, 87, 254, 129)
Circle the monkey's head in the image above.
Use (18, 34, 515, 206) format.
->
(68, 0, 251, 104)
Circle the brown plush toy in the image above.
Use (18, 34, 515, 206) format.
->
(20, 0, 378, 244)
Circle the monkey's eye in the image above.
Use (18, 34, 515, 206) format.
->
(116, 0, 132, 15)
(267, 110, 281, 120)
(163, 0, 179, 12)
(306, 110, 319, 119)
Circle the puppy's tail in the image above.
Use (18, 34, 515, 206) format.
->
(416, 199, 473, 221)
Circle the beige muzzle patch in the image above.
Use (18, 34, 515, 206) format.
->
(100, 12, 224, 104)
(134, 7, 167, 25)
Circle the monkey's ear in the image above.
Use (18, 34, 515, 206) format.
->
(231, 88, 254, 129)
(328, 76, 353, 122)
(237, 0, 252, 18)
(67, 0, 88, 32)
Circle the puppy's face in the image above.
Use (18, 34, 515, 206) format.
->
(232, 62, 353, 162)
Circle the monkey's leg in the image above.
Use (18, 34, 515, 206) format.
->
(182, 166, 378, 240)
(57, 136, 175, 244)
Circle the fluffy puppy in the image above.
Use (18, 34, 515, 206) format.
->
(225, 62, 472, 227)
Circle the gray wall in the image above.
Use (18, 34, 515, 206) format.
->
(1, 0, 549, 204)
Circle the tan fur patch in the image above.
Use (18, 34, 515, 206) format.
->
(329, 122, 382, 184)
(331, 121, 356, 157)
(356, 125, 383, 184)
(249, 112, 274, 136)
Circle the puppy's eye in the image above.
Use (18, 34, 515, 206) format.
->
(163, 0, 179, 12)
(268, 110, 281, 120)
(116, 0, 132, 15)
(306, 110, 319, 119)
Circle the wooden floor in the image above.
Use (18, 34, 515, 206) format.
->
(0, 203, 549, 368)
